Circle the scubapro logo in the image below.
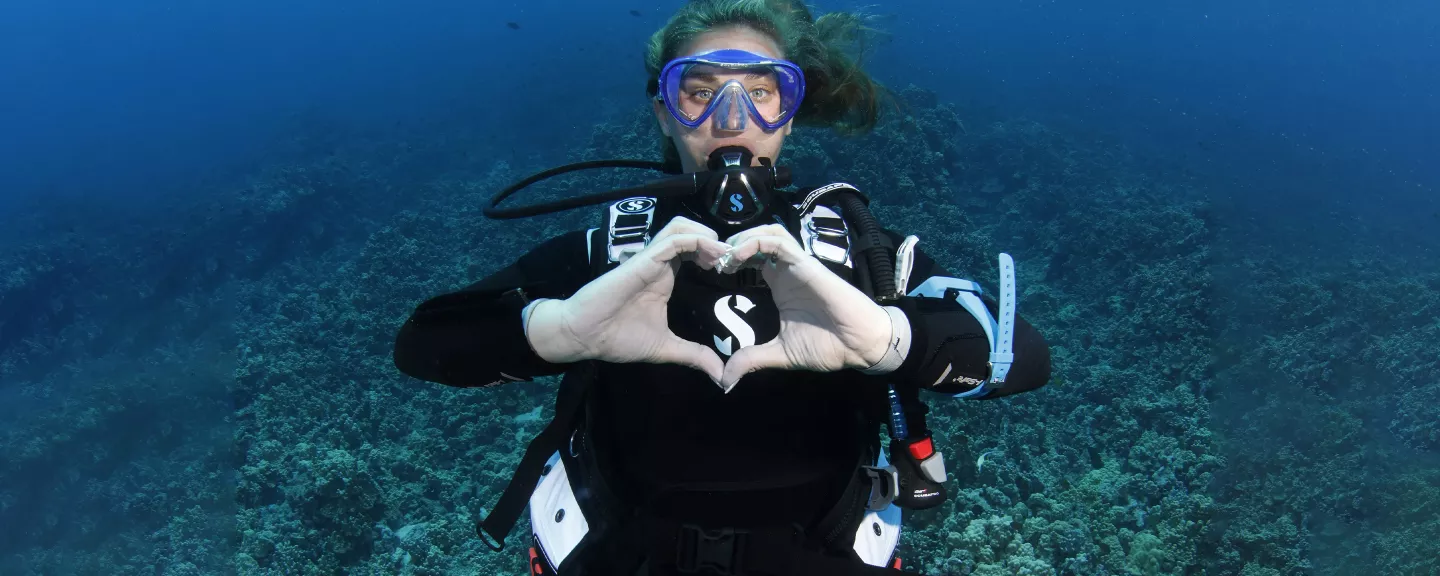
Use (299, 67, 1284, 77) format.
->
(729, 193, 745, 213)
(713, 294, 757, 357)
(618, 198, 655, 214)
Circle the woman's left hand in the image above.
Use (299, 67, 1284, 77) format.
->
(717, 224, 896, 392)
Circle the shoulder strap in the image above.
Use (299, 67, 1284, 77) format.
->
(588, 196, 657, 279)
(477, 362, 598, 551)
(795, 182, 870, 215)
(799, 200, 854, 269)
(797, 185, 933, 441)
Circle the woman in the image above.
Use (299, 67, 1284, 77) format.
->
(393, 1, 1051, 574)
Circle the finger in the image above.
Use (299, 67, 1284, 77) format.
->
(719, 340, 791, 393)
(722, 235, 806, 273)
(723, 223, 792, 248)
(727, 225, 806, 262)
(715, 225, 782, 273)
(652, 215, 719, 244)
(643, 217, 724, 267)
(656, 335, 726, 388)
(639, 233, 733, 270)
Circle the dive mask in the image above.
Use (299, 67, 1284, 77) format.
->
(657, 49, 806, 131)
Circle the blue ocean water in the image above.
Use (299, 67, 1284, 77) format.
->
(1, 0, 1436, 574)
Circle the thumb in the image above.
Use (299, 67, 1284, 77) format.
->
(720, 340, 790, 393)
(657, 334, 725, 388)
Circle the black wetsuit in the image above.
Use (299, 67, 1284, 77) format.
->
(393, 205, 1051, 566)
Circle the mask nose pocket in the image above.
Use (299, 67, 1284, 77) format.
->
(710, 83, 750, 132)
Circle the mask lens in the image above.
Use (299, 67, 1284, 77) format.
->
(742, 68, 784, 123)
(673, 63, 711, 122)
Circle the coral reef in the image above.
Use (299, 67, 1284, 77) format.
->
(0, 85, 1435, 575)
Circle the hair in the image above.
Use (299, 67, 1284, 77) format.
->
(644, 0, 889, 170)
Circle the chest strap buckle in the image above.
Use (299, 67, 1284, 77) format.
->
(676, 525, 748, 575)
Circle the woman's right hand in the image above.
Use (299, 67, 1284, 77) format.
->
(523, 216, 734, 386)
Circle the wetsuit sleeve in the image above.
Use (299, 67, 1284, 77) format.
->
(880, 230, 1052, 399)
(392, 230, 593, 388)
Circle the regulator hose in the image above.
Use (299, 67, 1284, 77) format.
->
(836, 191, 898, 302)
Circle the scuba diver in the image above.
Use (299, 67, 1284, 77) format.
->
(392, 1, 1051, 574)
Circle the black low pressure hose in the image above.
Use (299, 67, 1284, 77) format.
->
(485, 160, 686, 220)
(836, 191, 897, 302)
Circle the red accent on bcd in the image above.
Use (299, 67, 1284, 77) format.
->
(908, 437, 934, 460)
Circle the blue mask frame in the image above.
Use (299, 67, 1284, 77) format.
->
(657, 49, 807, 131)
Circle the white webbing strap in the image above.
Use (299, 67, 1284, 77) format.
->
(893, 235, 918, 298)
(905, 252, 1019, 398)
(989, 253, 1017, 386)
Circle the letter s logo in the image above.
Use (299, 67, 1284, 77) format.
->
(713, 295, 756, 356)
(729, 193, 745, 213)
(617, 198, 654, 214)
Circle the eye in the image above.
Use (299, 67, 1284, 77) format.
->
(749, 88, 772, 100)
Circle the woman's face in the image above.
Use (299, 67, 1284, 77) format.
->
(653, 25, 793, 173)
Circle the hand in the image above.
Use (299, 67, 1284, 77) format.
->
(525, 217, 735, 385)
(716, 224, 897, 392)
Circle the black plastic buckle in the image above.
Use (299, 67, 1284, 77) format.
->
(737, 268, 767, 289)
(861, 465, 899, 511)
(676, 524, 747, 575)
